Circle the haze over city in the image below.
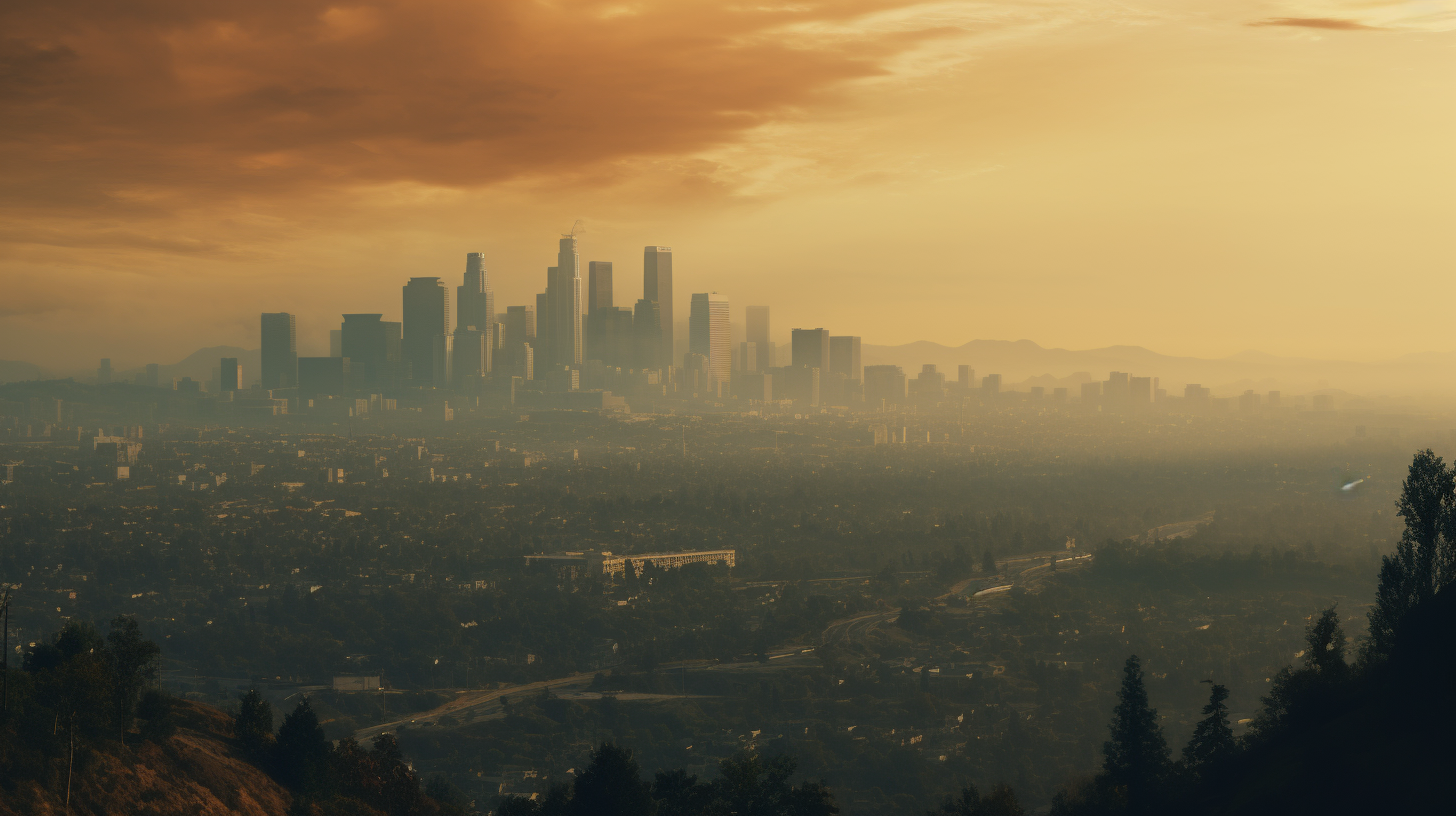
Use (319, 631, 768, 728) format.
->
(3, 1, 1455, 373)
(3, 4, 1456, 816)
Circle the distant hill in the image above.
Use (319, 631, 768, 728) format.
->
(0, 359, 47, 384)
(114, 346, 261, 388)
(862, 339, 1456, 398)
(0, 701, 289, 816)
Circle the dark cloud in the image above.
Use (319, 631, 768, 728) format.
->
(1250, 17, 1379, 30)
(0, 1, 935, 219)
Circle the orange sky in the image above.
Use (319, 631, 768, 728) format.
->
(2, 0, 1454, 372)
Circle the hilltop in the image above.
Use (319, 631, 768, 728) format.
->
(0, 701, 290, 816)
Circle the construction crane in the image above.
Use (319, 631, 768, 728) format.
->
(562, 219, 585, 240)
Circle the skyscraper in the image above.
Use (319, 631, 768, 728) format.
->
(791, 328, 830, 373)
(588, 261, 613, 313)
(644, 246, 673, 369)
(829, 335, 861, 383)
(689, 293, 731, 390)
(634, 298, 662, 371)
(341, 313, 398, 390)
(745, 306, 770, 371)
(403, 277, 451, 382)
(863, 365, 907, 407)
(220, 357, 241, 392)
(457, 253, 494, 333)
(543, 235, 583, 368)
(260, 312, 298, 389)
(503, 306, 537, 347)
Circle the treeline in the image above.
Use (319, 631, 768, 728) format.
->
(1041, 448, 1456, 814)
(0, 616, 170, 798)
(232, 691, 468, 815)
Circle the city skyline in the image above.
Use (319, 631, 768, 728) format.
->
(2, 2, 1453, 371)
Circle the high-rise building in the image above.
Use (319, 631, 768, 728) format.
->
(593, 307, 634, 369)
(745, 306, 770, 371)
(863, 365, 906, 408)
(543, 235, 583, 369)
(260, 312, 298, 389)
(738, 341, 758, 373)
(329, 330, 342, 358)
(503, 306, 537, 348)
(644, 247, 673, 369)
(299, 357, 349, 399)
(220, 357, 241, 392)
(403, 277, 451, 382)
(453, 327, 490, 388)
(588, 261, 613, 313)
(829, 336, 862, 383)
(457, 253, 494, 334)
(97, 358, 112, 384)
(910, 364, 945, 405)
(431, 334, 454, 389)
(957, 365, 974, 391)
(634, 299, 662, 370)
(341, 313, 397, 390)
(689, 293, 731, 390)
(586, 261, 615, 362)
(982, 373, 1002, 393)
(791, 328, 830, 372)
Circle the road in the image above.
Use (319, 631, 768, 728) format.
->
(353, 672, 597, 741)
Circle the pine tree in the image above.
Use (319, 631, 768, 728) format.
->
(234, 688, 274, 756)
(1102, 655, 1169, 812)
(273, 698, 331, 794)
(1370, 450, 1456, 658)
(569, 743, 655, 816)
(1182, 682, 1234, 770)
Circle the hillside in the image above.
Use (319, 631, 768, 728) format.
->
(0, 702, 290, 816)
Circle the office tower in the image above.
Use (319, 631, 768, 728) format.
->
(634, 298, 662, 370)
(688, 293, 731, 390)
(592, 306, 634, 369)
(778, 364, 820, 406)
(298, 357, 349, 399)
(220, 357, 241, 392)
(513, 343, 534, 381)
(982, 373, 1002, 393)
(145, 363, 159, 388)
(503, 306, 537, 347)
(97, 358, 112, 384)
(745, 306, 770, 371)
(829, 335, 862, 383)
(330, 330, 342, 357)
(1103, 371, 1129, 407)
(1129, 376, 1152, 404)
(863, 365, 906, 408)
(739, 342, 758, 373)
(585, 260, 614, 362)
(737, 371, 772, 401)
(542, 235, 583, 369)
(452, 327, 490, 389)
(403, 277, 451, 382)
(957, 365, 974, 391)
(588, 261, 613, 313)
(644, 246, 673, 368)
(535, 292, 552, 363)
(910, 364, 945, 405)
(791, 328, 830, 372)
(341, 313, 393, 389)
(457, 252, 495, 334)
(260, 312, 298, 389)
(431, 334, 453, 389)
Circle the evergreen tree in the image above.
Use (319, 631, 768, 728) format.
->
(933, 783, 1025, 816)
(1102, 655, 1169, 812)
(234, 688, 274, 757)
(1305, 606, 1347, 676)
(1370, 450, 1456, 658)
(274, 698, 332, 794)
(569, 743, 655, 816)
(105, 616, 160, 742)
(1181, 683, 1234, 770)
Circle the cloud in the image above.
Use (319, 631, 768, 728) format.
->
(0, 0, 946, 221)
(1250, 17, 1378, 30)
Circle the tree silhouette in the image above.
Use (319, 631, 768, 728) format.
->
(569, 742, 655, 816)
(1370, 450, 1456, 658)
(106, 616, 160, 742)
(1102, 655, 1169, 813)
(234, 688, 274, 757)
(932, 783, 1025, 816)
(274, 698, 332, 794)
(1181, 683, 1234, 771)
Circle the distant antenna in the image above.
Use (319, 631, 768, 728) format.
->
(563, 219, 585, 239)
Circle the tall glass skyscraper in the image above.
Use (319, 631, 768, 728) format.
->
(457, 252, 494, 332)
(260, 312, 297, 389)
(402, 277, 451, 383)
(689, 292, 731, 389)
(644, 246, 673, 370)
